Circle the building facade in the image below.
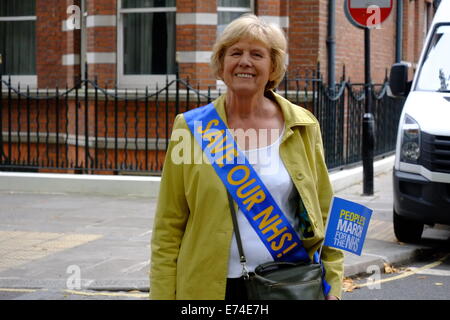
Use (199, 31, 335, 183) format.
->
(0, 0, 438, 90)
(0, 0, 437, 174)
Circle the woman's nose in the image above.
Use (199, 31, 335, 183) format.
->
(238, 52, 252, 67)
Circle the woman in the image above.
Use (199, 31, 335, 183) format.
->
(150, 14, 343, 300)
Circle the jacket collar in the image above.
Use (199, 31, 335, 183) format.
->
(267, 90, 316, 128)
(213, 90, 316, 130)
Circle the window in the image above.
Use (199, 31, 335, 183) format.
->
(415, 25, 450, 92)
(217, 0, 253, 35)
(118, 0, 176, 87)
(0, 0, 36, 81)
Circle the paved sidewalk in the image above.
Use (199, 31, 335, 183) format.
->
(0, 168, 448, 300)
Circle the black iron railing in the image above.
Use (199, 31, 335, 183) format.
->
(0, 70, 404, 175)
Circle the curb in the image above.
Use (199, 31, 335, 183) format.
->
(343, 240, 436, 278)
(0, 155, 395, 198)
(330, 155, 394, 193)
(0, 171, 160, 198)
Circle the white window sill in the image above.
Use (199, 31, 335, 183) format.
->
(117, 74, 177, 89)
(0, 75, 37, 89)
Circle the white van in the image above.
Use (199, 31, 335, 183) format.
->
(389, 0, 450, 243)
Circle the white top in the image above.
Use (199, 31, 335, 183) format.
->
(227, 127, 302, 278)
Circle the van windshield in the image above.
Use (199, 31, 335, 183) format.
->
(416, 25, 450, 92)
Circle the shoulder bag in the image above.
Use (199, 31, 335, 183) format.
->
(227, 191, 325, 300)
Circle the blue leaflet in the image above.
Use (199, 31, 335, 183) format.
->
(324, 197, 373, 256)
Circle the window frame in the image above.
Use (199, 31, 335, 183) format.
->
(216, 0, 254, 88)
(217, 0, 254, 36)
(0, 8, 37, 88)
(117, 0, 177, 89)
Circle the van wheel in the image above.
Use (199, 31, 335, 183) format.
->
(393, 209, 424, 243)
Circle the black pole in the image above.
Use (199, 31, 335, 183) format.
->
(327, 0, 336, 92)
(84, 62, 89, 173)
(175, 57, 179, 116)
(362, 28, 375, 195)
(396, 0, 403, 63)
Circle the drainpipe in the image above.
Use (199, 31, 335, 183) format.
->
(327, 0, 336, 92)
(396, 0, 403, 63)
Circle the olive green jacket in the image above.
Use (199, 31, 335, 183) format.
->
(150, 91, 344, 300)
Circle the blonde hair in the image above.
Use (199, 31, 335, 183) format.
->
(210, 14, 287, 91)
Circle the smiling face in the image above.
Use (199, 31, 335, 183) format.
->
(220, 38, 273, 96)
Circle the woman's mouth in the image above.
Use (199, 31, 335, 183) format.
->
(235, 73, 254, 78)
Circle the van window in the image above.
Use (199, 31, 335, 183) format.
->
(416, 25, 450, 92)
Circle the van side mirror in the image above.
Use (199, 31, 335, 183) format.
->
(389, 63, 411, 97)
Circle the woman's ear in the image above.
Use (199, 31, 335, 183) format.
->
(269, 68, 276, 82)
(217, 69, 224, 81)
(217, 53, 225, 80)
(269, 59, 276, 81)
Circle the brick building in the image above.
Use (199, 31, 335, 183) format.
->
(0, 0, 438, 89)
(0, 0, 439, 174)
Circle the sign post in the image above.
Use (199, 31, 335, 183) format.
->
(363, 27, 375, 196)
(344, 0, 393, 196)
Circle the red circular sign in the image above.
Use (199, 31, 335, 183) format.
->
(345, 0, 393, 28)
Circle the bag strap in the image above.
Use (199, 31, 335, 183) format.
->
(227, 190, 249, 278)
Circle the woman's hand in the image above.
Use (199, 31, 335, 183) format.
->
(326, 295, 339, 300)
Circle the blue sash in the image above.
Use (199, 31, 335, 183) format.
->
(183, 103, 310, 263)
(183, 102, 332, 296)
